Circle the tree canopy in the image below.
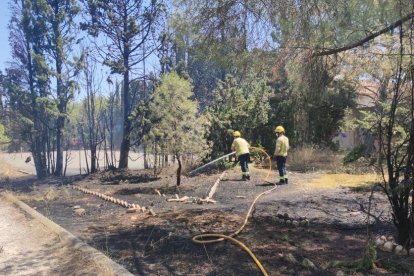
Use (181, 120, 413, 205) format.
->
(146, 71, 210, 185)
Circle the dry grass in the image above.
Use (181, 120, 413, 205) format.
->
(288, 145, 342, 172)
(50, 241, 116, 276)
(307, 173, 380, 189)
(0, 160, 28, 179)
(288, 145, 376, 174)
(44, 187, 60, 201)
(15, 186, 69, 202)
(0, 167, 11, 183)
(60, 186, 72, 199)
(91, 259, 115, 276)
(15, 193, 45, 202)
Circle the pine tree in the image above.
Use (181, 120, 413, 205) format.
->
(82, 0, 164, 169)
(147, 72, 210, 186)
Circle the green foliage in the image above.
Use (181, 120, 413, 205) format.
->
(82, 0, 163, 75)
(309, 81, 356, 144)
(208, 74, 272, 156)
(339, 26, 414, 245)
(284, 55, 356, 145)
(0, 124, 9, 146)
(332, 240, 377, 273)
(147, 71, 211, 161)
(36, 97, 59, 118)
(170, 0, 276, 109)
(269, 0, 405, 52)
(343, 144, 367, 164)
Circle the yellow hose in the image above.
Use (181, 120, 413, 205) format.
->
(193, 234, 269, 276)
(192, 147, 276, 276)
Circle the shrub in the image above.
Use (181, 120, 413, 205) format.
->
(343, 144, 367, 165)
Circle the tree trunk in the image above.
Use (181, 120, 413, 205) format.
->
(394, 211, 412, 247)
(53, 16, 65, 177)
(119, 15, 131, 169)
(31, 133, 47, 179)
(153, 142, 158, 176)
(63, 150, 70, 177)
(90, 146, 97, 173)
(25, 24, 47, 179)
(176, 154, 182, 186)
(87, 89, 97, 173)
(83, 146, 89, 174)
(119, 66, 131, 168)
(119, 117, 131, 169)
(144, 145, 149, 169)
(79, 126, 89, 174)
(55, 116, 64, 176)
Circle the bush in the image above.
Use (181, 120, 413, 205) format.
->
(343, 144, 367, 165)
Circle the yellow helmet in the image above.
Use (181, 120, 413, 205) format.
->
(275, 126, 285, 133)
(233, 131, 241, 137)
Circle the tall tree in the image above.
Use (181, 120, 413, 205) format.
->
(342, 24, 414, 247)
(147, 72, 210, 186)
(285, 0, 414, 247)
(7, 0, 53, 178)
(82, 0, 164, 169)
(78, 50, 104, 173)
(46, 0, 80, 176)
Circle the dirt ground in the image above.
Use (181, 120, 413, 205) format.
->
(1, 157, 414, 275)
(0, 198, 116, 276)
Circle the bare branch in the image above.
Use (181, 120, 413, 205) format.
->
(313, 12, 414, 57)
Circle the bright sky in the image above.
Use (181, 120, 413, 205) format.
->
(0, 0, 159, 93)
(0, 1, 11, 72)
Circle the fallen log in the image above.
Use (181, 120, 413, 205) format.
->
(167, 196, 190, 202)
(206, 171, 227, 200)
(18, 169, 33, 175)
(199, 198, 217, 204)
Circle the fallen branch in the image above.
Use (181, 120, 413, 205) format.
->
(206, 171, 227, 200)
(167, 196, 190, 202)
(18, 170, 33, 175)
(166, 171, 227, 205)
(199, 198, 217, 204)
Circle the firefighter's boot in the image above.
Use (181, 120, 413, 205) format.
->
(277, 179, 285, 185)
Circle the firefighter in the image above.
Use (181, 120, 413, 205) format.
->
(274, 126, 289, 185)
(231, 131, 251, 180)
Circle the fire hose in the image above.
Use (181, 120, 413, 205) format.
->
(192, 147, 276, 276)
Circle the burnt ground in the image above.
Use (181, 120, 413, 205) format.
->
(1, 164, 414, 276)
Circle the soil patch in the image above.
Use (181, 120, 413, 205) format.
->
(1, 161, 413, 275)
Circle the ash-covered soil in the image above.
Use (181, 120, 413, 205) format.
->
(2, 165, 412, 275)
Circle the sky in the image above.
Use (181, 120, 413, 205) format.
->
(0, 1, 11, 72)
(0, 1, 160, 98)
